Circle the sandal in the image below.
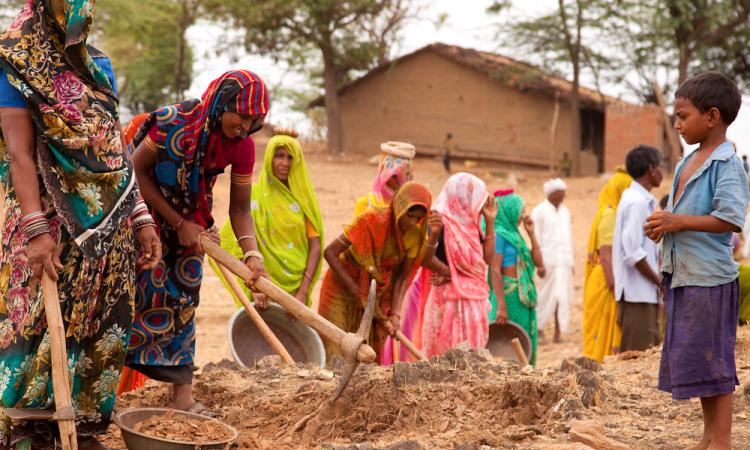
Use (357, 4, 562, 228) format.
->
(185, 401, 219, 418)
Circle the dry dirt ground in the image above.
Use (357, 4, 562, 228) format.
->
(103, 141, 750, 449)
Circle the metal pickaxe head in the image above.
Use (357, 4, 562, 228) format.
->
(329, 279, 377, 404)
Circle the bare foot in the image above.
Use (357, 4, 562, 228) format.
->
(707, 443, 732, 450)
(684, 437, 711, 450)
(705, 444, 730, 450)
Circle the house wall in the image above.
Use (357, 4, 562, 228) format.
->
(337, 51, 580, 168)
(604, 103, 665, 172)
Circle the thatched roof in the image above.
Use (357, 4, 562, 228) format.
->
(310, 43, 628, 110)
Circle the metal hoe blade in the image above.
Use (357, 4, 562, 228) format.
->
(329, 280, 377, 404)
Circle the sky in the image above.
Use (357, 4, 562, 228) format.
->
(186, 0, 750, 157)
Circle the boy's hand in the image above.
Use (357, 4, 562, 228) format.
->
(644, 210, 680, 239)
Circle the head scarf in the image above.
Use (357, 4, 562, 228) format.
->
(346, 181, 431, 301)
(585, 166, 633, 279)
(0, 0, 136, 257)
(494, 190, 536, 307)
(432, 173, 490, 301)
(220, 134, 323, 306)
(372, 142, 415, 204)
(543, 178, 567, 196)
(133, 70, 269, 227)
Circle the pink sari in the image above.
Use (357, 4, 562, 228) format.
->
(394, 173, 491, 360)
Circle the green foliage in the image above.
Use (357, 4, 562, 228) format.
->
(207, 0, 413, 152)
(489, 0, 618, 92)
(489, 0, 750, 102)
(208, 0, 409, 78)
(93, 0, 198, 113)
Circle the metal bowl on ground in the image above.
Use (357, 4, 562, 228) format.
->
(486, 321, 533, 363)
(114, 408, 238, 450)
(228, 303, 326, 368)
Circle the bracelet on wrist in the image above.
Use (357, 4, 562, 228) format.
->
(173, 217, 185, 229)
(243, 250, 264, 263)
(237, 235, 257, 244)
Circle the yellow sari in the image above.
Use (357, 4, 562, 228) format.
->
(582, 168, 632, 362)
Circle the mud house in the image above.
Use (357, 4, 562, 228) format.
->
(311, 43, 673, 175)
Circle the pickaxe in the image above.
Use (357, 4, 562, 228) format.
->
(200, 236, 377, 403)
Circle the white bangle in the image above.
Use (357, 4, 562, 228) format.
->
(243, 250, 264, 263)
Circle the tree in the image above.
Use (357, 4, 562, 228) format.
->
(93, 0, 198, 113)
(488, 0, 614, 176)
(208, 0, 413, 155)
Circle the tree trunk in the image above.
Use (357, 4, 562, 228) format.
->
(570, 69, 582, 176)
(322, 52, 344, 155)
(173, 0, 192, 103)
(677, 44, 690, 87)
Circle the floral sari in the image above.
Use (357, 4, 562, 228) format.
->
(319, 182, 430, 363)
(0, 0, 139, 443)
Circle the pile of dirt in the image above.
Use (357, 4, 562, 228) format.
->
(103, 328, 750, 449)
(132, 409, 235, 443)
(109, 347, 607, 449)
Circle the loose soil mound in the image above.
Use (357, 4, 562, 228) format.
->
(110, 347, 606, 449)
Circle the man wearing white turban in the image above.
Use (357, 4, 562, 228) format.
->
(531, 178, 574, 342)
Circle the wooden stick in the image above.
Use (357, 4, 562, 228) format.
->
(394, 330, 428, 361)
(511, 337, 529, 367)
(378, 317, 427, 361)
(41, 272, 78, 450)
(201, 236, 376, 363)
(210, 258, 295, 365)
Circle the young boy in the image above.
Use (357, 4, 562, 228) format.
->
(645, 72, 748, 450)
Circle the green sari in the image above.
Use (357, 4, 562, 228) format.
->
(490, 192, 538, 365)
(213, 135, 324, 306)
(739, 264, 750, 324)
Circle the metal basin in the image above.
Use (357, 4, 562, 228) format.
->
(486, 321, 533, 363)
(114, 408, 237, 450)
(228, 303, 326, 367)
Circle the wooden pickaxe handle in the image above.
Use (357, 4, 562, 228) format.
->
(377, 318, 427, 361)
(393, 330, 428, 361)
(41, 272, 78, 450)
(201, 236, 376, 363)
(210, 258, 295, 365)
(511, 337, 529, 366)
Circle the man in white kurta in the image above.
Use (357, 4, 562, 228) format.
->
(531, 178, 574, 342)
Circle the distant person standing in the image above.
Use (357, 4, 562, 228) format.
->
(558, 152, 572, 177)
(532, 178, 574, 343)
(613, 145, 663, 352)
(442, 132, 454, 173)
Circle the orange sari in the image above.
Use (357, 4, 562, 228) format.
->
(318, 182, 431, 362)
